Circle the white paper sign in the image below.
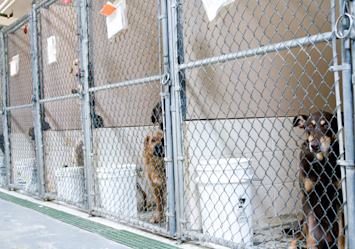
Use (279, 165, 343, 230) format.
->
(10, 55, 19, 77)
(202, 0, 234, 22)
(47, 36, 58, 65)
(106, 0, 127, 39)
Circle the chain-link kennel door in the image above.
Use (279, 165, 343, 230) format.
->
(169, 0, 347, 248)
(35, 0, 87, 209)
(85, 0, 175, 236)
(0, 30, 6, 188)
(1, 15, 40, 195)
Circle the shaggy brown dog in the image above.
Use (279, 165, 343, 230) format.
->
(143, 131, 165, 223)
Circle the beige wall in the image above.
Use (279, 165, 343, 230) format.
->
(6, 0, 336, 131)
(7, 24, 33, 134)
(89, 0, 162, 128)
(37, 0, 162, 130)
(182, 0, 336, 120)
(40, 4, 81, 130)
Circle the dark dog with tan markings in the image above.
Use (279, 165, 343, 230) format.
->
(143, 131, 165, 223)
(151, 100, 165, 130)
(290, 112, 344, 249)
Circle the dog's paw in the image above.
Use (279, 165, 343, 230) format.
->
(150, 214, 163, 223)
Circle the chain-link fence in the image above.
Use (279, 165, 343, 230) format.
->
(85, 0, 174, 235)
(0, 0, 354, 248)
(1, 15, 38, 195)
(169, 0, 349, 248)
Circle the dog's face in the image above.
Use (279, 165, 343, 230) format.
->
(151, 101, 164, 130)
(28, 121, 51, 141)
(144, 132, 165, 157)
(70, 58, 81, 77)
(92, 114, 104, 129)
(293, 112, 338, 160)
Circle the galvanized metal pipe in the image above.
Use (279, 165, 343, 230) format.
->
(5, 103, 33, 111)
(91, 207, 170, 236)
(339, 1, 355, 248)
(183, 230, 252, 249)
(88, 75, 161, 93)
(161, 0, 176, 238)
(39, 93, 79, 104)
(36, 0, 57, 10)
(167, 0, 185, 241)
(79, 0, 95, 211)
(0, 32, 10, 188)
(3, 14, 30, 34)
(179, 32, 333, 70)
(332, 0, 348, 248)
(30, 5, 45, 197)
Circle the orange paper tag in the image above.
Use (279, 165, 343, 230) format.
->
(100, 2, 117, 16)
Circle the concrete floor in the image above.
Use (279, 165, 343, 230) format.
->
(0, 199, 131, 249)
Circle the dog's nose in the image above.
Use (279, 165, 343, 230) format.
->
(310, 143, 320, 152)
(153, 144, 165, 157)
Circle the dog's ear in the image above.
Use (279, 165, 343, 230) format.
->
(151, 111, 156, 123)
(151, 101, 162, 124)
(70, 64, 73, 74)
(28, 127, 35, 141)
(42, 121, 51, 131)
(293, 115, 308, 129)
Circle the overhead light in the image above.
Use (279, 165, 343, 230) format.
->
(1, 0, 16, 14)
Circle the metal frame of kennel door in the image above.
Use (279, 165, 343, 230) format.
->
(82, 0, 176, 236)
(168, 0, 349, 248)
(78, 0, 95, 211)
(166, 0, 184, 241)
(30, 5, 45, 197)
(161, 0, 176, 238)
(1, 15, 33, 191)
(331, 0, 348, 248)
(340, 0, 355, 248)
(0, 32, 11, 188)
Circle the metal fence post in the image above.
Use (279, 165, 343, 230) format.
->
(167, 0, 185, 241)
(331, 0, 348, 248)
(79, 0, 95, 211)
(30, 5, 45, 197)
(0, 32, 10, 189)
(338, 1, 355, 248)
(161, 0, 176, 238)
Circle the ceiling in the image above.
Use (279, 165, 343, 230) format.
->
(0, 0, 33, 27)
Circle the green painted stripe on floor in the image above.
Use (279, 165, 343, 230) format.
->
(0, 191, 178, 249)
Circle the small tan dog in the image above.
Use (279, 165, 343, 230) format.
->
(70, 58, 83, 94)
(143, 131, 165, 223)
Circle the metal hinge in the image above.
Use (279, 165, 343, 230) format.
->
(330, 64, 352, 72)
(338, 159, 355, 168)
(164, 157, 173, 163)
(157, 14, 167, 20)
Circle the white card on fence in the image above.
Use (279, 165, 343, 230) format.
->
(202, 0, 234, 22)
(47, 36, 58, 65)
(106, 0, 127, 40)
(10, 55, 19, 77)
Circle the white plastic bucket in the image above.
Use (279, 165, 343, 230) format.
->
(97, 164, 137, 217)
(55, 166, 85, 203)
(196, 158, 253, 246)
(15, 158, 37, 192)
(0, 157, 5, 185)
